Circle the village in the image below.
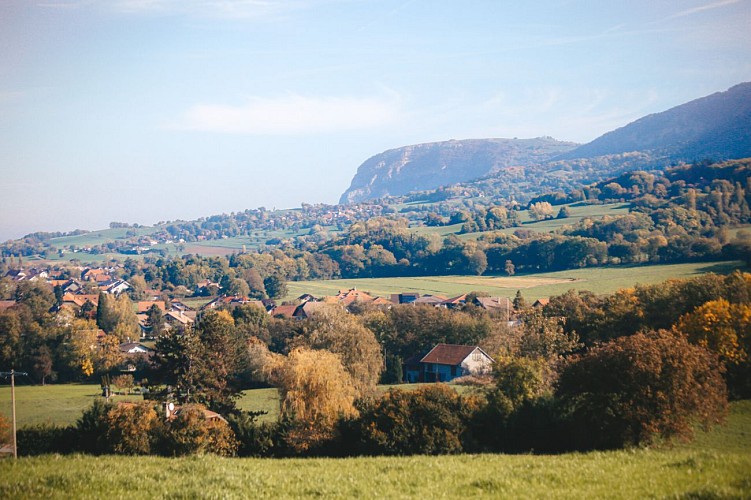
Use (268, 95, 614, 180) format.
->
(2, 264, 554, 386)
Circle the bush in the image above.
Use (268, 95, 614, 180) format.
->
(105, 402, 159, 455)
(0, 412, 10, 445)
(75, 399, 116, 454)
(556, 330, 727, 450)
(17, 424, 78, 456)
(226, 411, 279, 457)
(350, 384, 478, 455)
(156, 404, 238, 457)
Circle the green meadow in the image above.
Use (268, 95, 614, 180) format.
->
(0, 383, 474, 428)
(285, 260, 746, 301)
(410, 202, 632, 240)
(0, 400, 749, 499)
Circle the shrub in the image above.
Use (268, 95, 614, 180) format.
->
(0, 412, 10, 445)
(226, 411, 279, 457)
(351, 384, 478, 455)
(75, 398, 116, 454)
(17, 424, 78, 456)
(105, 402, 159, 455)
(556, 330, 727, 450)
(157, 404, 238, 457)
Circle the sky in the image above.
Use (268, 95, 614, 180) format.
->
(1, 0, 750, 241)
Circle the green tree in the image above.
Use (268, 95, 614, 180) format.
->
(146, 303, 165, 337)
(263, 275, 288, 300)
(352, 384, 478, 455)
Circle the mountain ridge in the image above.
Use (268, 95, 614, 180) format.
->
(339, 137, 578, 204)
(341, 83, 751, 204)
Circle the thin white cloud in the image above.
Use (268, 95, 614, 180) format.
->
(671, 0, 741, 18)
(172, 94, 401, 135)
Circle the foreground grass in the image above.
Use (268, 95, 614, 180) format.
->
(285, 260, 745, 301)
(0, 438, 749, 498)
(0, 399, 748, 498)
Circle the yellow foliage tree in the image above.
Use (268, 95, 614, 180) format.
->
(293, 304, 383, 399)
(271, 347, 358, 450)
(674, 299, 751, 365)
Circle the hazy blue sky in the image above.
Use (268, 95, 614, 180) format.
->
(1, 0, 750, 241)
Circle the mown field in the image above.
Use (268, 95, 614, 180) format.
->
(285, 260, 745, 301)
(0, 401, 749, 498)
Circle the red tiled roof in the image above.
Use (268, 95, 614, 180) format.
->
(420, 344, 480, 366)
(0, 300, 16, 312)
(442, 294, 468, 305)
(271, 305, 297, 318)
(138, 301, 166, 313)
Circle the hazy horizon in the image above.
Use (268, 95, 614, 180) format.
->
(1, 0, 750, 241)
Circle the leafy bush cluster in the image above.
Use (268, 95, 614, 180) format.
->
(18, 399, 237, 457)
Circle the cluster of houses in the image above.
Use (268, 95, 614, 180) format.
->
(4, 265, 552, 383)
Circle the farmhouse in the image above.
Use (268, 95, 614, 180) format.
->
(410, 343, 494, 383)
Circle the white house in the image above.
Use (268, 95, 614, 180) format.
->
(418, 343, 494, 383)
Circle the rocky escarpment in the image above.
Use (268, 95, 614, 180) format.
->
(340, 137, 577, 204)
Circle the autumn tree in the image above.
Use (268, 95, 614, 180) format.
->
(0, 412, 10, 445)
(518, 308, 581, 361)
(674, 299, 750, 365)
(105, 402, 159, 455)
(529, 201, 554, 221)
(63, 319, 100, 378)
(556, 330, 727, 449)
(674, 299, 751, 397)
(158, 404, 238, 457)
(293, 305, 383, 398)
(268, 347, 357, 451)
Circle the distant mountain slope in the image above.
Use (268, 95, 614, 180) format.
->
(558, 82, 751, 161)
(339, 137, 577, 204)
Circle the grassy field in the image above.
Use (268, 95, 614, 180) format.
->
(0, 383, 471, 427)
(0, 384, 143, 427)
(0, 401, 749, 498)
(410, 202, 632, 240)
(285, 260, 746, 301)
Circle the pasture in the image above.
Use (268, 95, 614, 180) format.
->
(0, 384, 472, 428)
(0, 401, 749, 498)
(284, 260, 745, 301)
(410, 202, 632, 240)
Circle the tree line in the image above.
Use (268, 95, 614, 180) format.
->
(3, 271, 750, 458)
